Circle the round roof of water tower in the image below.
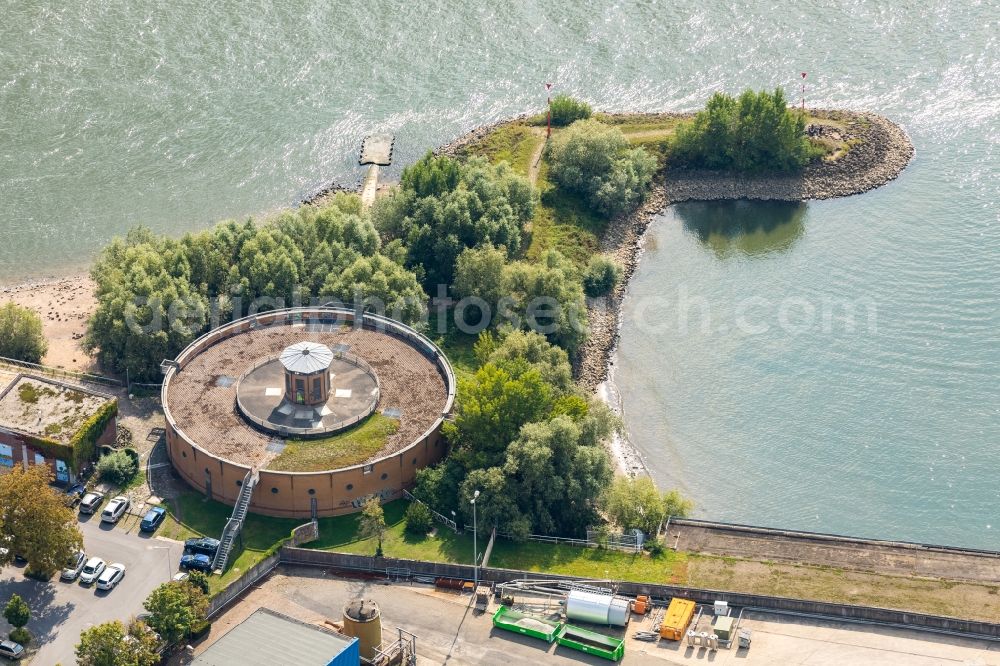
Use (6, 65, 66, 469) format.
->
(279, 340, 334, 374)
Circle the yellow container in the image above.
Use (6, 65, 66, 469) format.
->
(659, 598, 696, 641)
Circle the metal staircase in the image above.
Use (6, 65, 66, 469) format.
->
(213, 468, 258, 573)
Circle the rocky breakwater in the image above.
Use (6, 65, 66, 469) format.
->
(576, 109, 914, 391)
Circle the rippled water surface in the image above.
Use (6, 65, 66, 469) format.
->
(1, 2, 997, 545)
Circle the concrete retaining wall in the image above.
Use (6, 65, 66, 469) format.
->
(279, 547, 1000, 639)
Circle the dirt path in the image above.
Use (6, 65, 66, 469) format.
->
(527, 127, 547, 185)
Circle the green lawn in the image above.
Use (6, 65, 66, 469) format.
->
(159, 491, 303, 593)
(427, 309, 479, 383)
(268, 414, 399, 472)
(526, 159, 607, 268)
(457, 122, 542, 177)
(304, 499, 687, 584)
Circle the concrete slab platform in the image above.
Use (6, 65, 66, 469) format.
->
(359, 133, 394, 165)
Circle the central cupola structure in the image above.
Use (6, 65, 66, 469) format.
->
(279, 341, 334, 405)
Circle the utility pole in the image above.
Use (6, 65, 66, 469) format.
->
(801, 72, 807, 113)
(471, 489, 480, 588)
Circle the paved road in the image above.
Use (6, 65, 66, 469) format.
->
(0, 508, 185, 665)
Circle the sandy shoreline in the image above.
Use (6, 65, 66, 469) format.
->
(0, 274, 97, 373)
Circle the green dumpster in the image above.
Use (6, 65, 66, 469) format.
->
(491, 605, 564, 643)
(556, 624, 625, 662)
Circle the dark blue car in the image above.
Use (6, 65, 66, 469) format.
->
(180, 553, 213, 572)
(139, 506, 167, 532)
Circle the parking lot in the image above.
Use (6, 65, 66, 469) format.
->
(0, 504, 185, 665)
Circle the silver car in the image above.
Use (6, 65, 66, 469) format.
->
(96, 562, 126, 591)
(61, 550, 87, 581)
(79, 556, 106, 585)
(0, 640, 24, 660)
(101, 496, 130, 524)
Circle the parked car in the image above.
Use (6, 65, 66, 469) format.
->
(61, 550, 87, 581)
(139, 506, 167, 532)
(183, 537, 220, 558)
(0, 640, 24, 660)
(79, 557, 107, 585)
(101, 496, 130, 524)
(62, 483, 87, 506)
(96, 562, 126, 590)
(79, 491, 105, 514)
(179, 553, 213, 572)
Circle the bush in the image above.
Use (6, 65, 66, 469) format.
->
(582, 256, 620, 297)
(8, 627, 30, 646)
(404, 501, 434, 536)
(644, 539, 666, 558)
(187, 619, 211, 640)
(549, 95, 592, 126)
(0, 302, 47, 363)
(96, 449, 139, 486)
(671, 88, 822, 173)
(547, 119, 656, 217)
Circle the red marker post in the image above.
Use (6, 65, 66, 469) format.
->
(545, 82, 553, 138)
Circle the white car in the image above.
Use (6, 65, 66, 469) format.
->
(79, 557, 107, 585)
(61, 550, 87, 581)
(96, 562, 126, 590)
(101, 496, 130, 524)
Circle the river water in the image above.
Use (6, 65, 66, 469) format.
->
(1, 2, 997, 545)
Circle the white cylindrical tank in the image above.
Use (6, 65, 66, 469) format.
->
(686, 629, 697, 646)
(565, 590, 631, 627)
(709, 634, 719, 650)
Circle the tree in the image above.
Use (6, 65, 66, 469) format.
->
(76, 620, 160, 666)
(403, 501, 434, 536)
(320, 254, 427, 323)
(477, 329, 573, 395)
(500, 250, 588, 353)
(582, 256, 621, 297)
(548, 95, 592, 127)
(0, 302, 47, 363)
(602, 476, 666, 535)
(142, 580, 207, 645)
(662, 489, 694, 519)
(3, 594, 29, 629)
(547, 119, 656, 217)
(671, 88, 822, 172)
(96, 450, 139, 486)
(186, 570, 210, 595)
(85, 195, 416, 380)
(502, 414, 614, 536)
(453, 244, 507, 313)
(0, 466, 83, 577)
(602, 477, 693, 535)
(359, 498, 387, 556)
(376, 154, 534, 290)
(449, 361, 553, 470)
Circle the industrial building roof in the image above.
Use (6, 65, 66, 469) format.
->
(279, 341, 335, 374)
(192, 607, 356, 666)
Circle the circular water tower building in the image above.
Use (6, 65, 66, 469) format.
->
(161, 308, 455, 518)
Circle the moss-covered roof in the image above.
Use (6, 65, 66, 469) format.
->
(0, 374, 115, 445)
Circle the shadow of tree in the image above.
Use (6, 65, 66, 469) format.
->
(0, 577, 74, 645)
(676, 200, 807, 258)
